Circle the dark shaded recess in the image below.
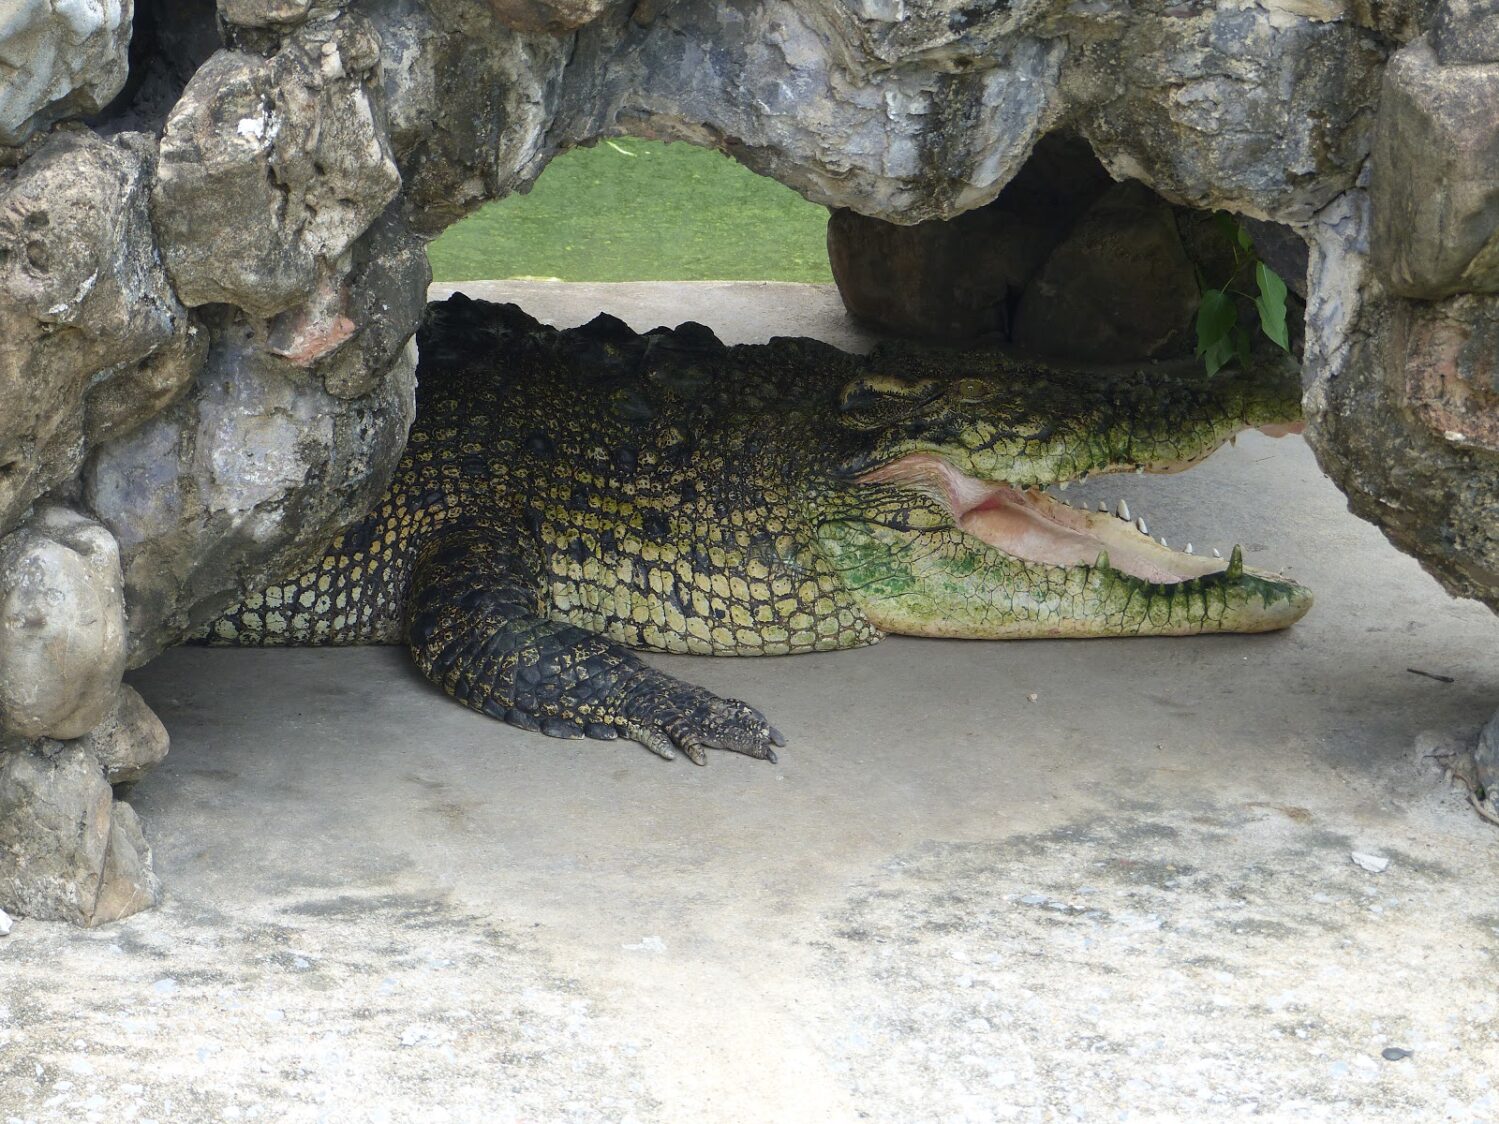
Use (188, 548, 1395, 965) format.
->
(87, 0, 221, 137)
(828, 131, 1309, 366)
(828, 133, 1113, 342)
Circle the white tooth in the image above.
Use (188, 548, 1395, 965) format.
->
(1212, 547, 1222, 558)
(1058, 480, 1069, 491)
(1098, 501, 1108, 513)
(1136, 516, 1149, 536)
(1135, 467, 1145, 475)
(1185, 543, 1194, 554)
(1157, 536, 1168, 548)
(1116, 499, 1131, 521)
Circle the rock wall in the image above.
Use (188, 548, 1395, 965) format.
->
(0, 0, 1494, 922)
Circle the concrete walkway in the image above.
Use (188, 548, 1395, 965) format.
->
(1, 283, 1496, 1124)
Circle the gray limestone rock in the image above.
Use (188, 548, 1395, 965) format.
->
(372, 2, 570, 236)
(316, 205, 432, 399)
(485, 0, 611, 33)
(153, 14, 402, 319)
(1433, 0, 1499, 63)
(74, 684, 169, 785)
(0, 738, 159, 926)
(218, 0, 333, 29)
(85, 318, 417, 664)
(0, 0, 133, 145)
(0, 128, 192, 536)
(0, 506, 127, 742)
(1371, 38, 1499, 299)
(1067, 6, 1384, 224)
(560, 10, 1068, 223)
(1305, 193, 1499, 610)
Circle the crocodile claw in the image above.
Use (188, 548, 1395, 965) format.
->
(621, 682, 782, 766)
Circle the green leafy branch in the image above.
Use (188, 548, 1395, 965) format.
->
(1195, 214, 1290, 376)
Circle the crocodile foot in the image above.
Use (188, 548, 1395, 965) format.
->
(619, 674, 785, 766)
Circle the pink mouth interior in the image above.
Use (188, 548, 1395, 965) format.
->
(857, 453, 1228, 585)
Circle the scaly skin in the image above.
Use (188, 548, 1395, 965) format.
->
(204, 295, 1311, 763)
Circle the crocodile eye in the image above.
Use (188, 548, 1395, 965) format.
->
(952, 377, 987, 402)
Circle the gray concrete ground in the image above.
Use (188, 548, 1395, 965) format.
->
(2, 283, 1497, 1124)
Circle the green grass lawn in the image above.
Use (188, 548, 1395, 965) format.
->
(426, 138, 834, 284)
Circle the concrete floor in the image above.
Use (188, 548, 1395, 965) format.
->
(2, 283, 1497, 1124)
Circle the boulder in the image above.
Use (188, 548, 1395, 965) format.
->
(0, 506, 127, 742)
(153, 14, 402, 319)
(0, 0, 132, 144)
(1477, 709, 1498, 808)
(1370, 38, 1499, 299)
(74, 684, 169, 786)
(1305, 193, 1499, 610)
(0, 738, 159, 926)
(1011, 181, 1201, 362)
(826, 133, 1112, 340)
(1068, 5, 1383, 223)
(484, 0, 612, 33)
(371, 4, 570, 235)
(1433, 0, 1499, 63)
(218, 0, 336, 30)
(0, 129, 192, 536)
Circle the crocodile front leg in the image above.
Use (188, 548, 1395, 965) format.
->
(404, 522, 784, 765)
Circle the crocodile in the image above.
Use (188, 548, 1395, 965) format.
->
(205, 294, 1312, 764)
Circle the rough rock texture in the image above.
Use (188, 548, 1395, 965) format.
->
(1372, 38, 1499, 298)
(0, 506, 127, 741)
(372, 2, 570, 235)
(1305, 36, 1499, 618)
(1064, 7, 1386, 224)
(218, 0, 340, 29)
(0, 738, 159, 925)
(75, 684, 169, 785)
(1434, 0, 1499, 62)
(0, 128, 194, 536)
(1305, 223, 1499, 606)
(0, 0, 133, 145)
(153, 15, 402, 321)
(0, 0, 1496, 921)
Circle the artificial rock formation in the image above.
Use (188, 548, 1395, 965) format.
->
(0, 0, 1495, 923)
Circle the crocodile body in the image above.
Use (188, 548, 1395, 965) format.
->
(206, 295, 1311, 763)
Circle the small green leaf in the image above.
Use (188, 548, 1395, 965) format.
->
(1195, 289, 1236, 359)
(1254, 262, 1290, 351)
(1201, 335, 1235, 376)
(1233, 325, 1253, 370)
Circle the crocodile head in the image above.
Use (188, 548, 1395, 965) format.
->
(815, 352, 1313, 638)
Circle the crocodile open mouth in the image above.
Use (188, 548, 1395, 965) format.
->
(857, 452, 1244, 585)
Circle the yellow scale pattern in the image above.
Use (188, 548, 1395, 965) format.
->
(210, 301, 882, 657)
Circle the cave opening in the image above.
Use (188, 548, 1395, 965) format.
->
(426, 134, 834, 284)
